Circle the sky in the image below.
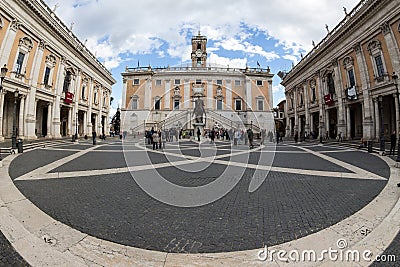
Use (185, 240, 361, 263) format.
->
(43, 0, 360, 117)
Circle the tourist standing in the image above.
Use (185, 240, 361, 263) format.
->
(390, 131, 396, 155)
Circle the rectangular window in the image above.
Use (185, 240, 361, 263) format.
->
(235, 80, 241, 86)
(257, 80, 263, 86)
(174, 100, 180, 110)
(196, 79, 202, 84)
(375, 55, 385, 78)
(15, 52, 25, 75)
(235, 99, 242, 111)
(155, 80, 161, 86)
(63, 71, 71, 93)
(133, 79, 140, 85)
(258, 100, 264, 111)
(348, 69, 355, 87)
(43, 66, 51, 86)
(81, 85, 86, 100)
(217, 99, 223, 110)
(131, 99, 138, 110)
(216, 80, 222, 85)
(327, 73, 335, 94)
(174, 79, 180, 85)
(154, 99, 160, 110)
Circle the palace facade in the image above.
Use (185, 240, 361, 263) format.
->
(121, 33, 274, 133)
(0, 0, 115, 141)
(281, 0, 400, 141)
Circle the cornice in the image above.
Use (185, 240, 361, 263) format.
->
(15, 0, 115, 85)
(282, 0, 392, 85)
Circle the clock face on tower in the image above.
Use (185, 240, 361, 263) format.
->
(195, 49, 202, 57)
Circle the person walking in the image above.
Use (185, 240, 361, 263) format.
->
(276, 130, 280, 144)
(390, 131, 396, 155)
(210, 128, 215, 144)
(294, 131, 299, 143)
(152, 131, 159, 150)
(247, 128, 254, 149)
(92, 131, 97, 145)
(197, 128, 201, 142)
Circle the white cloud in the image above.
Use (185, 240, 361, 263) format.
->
(44, 0, 359, 70)
(272, 84, 285, 94)
(208, 53, 247, 69)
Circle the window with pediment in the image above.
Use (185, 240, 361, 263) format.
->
(130, 95, 139, 110)
(343, 56, 356, 88)
(309, 79, 316, 103)
(42, 54, 57, 88)
(14, 36, 34, 77)
(367, 40, 387, 82)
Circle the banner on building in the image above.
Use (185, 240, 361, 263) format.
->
(347, 86, 357, 100)
(65, 92, 74, 103)
(324, 94, 334, 106)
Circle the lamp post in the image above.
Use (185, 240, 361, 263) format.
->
(378, 95, 385, 154)
(392, 72, 400, 161)
(12, 89, 19, 149)
(0, 64, 8, 92)
(319, 115, 323, 144)
(75, 112, 78, 141)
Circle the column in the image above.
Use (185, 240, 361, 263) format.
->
(316, 72, 326, 137)
(184, 80, 190, 109)
(30, 40, 45, 86)
(268, 80, 273, 110)
(310, 113, 314, 133)
(83, 111, 87, 136)
(381, 22, 400, 75)
(226, 80, 232, 109)
(245, 78, 252, 110)
(325, 109, 330, 137)
(0, 19, 19, 67)
(18, 95, 25, 138)
(47, 103, 52, 138)
(374, 99, 379, 140)
(145, 79, 152, 110)
(353, 42, 373, 139)
(207, 80, 213, 109)
(333, 59, 346, 136)
(97, 88, 104, 134)
(0, 92, 5, 141)
(86, 79, 94, 135)
(346, 106, 351, 139)
(122, 78, 127, 109)
(394, 94, 399, 138)
(293, 88, 298, 133)
(303, 83, 310, 134)
(68, 107, 72, 136)
(164, 80, 171, 110)
(52, 96, 61, 138)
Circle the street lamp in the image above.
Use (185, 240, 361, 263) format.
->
(12, 89, 19, 149)
(0, 64, 8, 92)
(75, 112, 78, 141)
(392, 72, 400, 161)
(378, 95, 385, 154)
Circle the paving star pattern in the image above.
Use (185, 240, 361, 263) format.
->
(9, 138, 389, 253)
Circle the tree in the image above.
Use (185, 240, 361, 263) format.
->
(111, 108, 121, 135)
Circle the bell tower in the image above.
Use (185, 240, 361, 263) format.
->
(191, 32, 207, 67)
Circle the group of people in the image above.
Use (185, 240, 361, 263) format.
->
(145, 127, 166, 150)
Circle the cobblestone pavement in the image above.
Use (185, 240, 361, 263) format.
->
(0, 231, 29, 266)
(7, 137, 391, 257)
